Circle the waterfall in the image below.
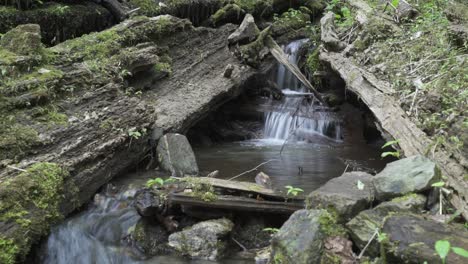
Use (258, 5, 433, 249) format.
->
(263, 39, 342, 142)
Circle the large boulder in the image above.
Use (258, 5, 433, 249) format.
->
(168, 218, 234, 260)
(0, 24, 43, 56)
(156, 133, 199, 177)
(228, 14, 260, 45)
(307, 171, 374, 222)
(383, 214, 468, 264)
(346, 193, 426, 256)
(271, 209, 345, 263)
(373, 155, 441, 200)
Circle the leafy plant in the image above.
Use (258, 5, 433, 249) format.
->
(263, 227, 280, 234)
(435, 240, 468, 263)
(285, 185, 304, 196)
(146, 177, 164, 188)
(432, 181, 450, 215)
(381, 139, 400, 158)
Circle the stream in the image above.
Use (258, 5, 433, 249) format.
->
(38, 39, 387, 264)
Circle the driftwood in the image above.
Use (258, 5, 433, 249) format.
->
(266, 37, 325, 104)
(319, 51, 468, 219)
(170, 193, 303, 214)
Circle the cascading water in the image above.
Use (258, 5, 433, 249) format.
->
(263, 39, 342, 142)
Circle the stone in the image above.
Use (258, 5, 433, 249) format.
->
(307, 171, 374, 222)
(0, 24, 43, 56)
(228, 14, 260, 45)
(321, 236, 356, 264)
(383, 214, 468, 264)
(255, 246, 271, 264)
(255, 172, 272, 188)
(223, 64, 235, 78)
(134, 188, 163, 217)
(320, 12, 345, 52)
(271, 209, 329, 263)
(346, 193, 427, 256)
(373, 155, 441, 200)
(168, 218, 234, 260)
(232, 218, 270, 249)
(132, 218, 170, 256)
(157, 133, 199, 177)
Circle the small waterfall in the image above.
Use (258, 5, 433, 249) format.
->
(41, 191, 141, 264)
(263, 39, 342, 142)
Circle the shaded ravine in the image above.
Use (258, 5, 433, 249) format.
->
(38, 39, 386, 263)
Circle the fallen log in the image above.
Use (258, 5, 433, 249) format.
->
(169, 193, 304, 214)
(319, 51, 468, 219)
(265, 37, 325, 104)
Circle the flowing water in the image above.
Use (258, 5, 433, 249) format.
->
(40, 39, 387, 263)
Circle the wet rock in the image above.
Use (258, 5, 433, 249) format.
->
(168, 218, 234, 260)
(134, 188, 163, 217)
(383, 214, 468, 264)
(239, 26, 271, 68)
(157, 133, 199, 177)
(211, 4, 245, 26)
(132, 218, 171, 256)
(320, 12, 345, 52)
(373, 155, 441, 200)
(255, 246, 271, 264)
(255, 172, 272, 189)
(346, 193, 426, 256)
(0, 24, 43, 56)
(307, 171, 374, 222)
(119, 43, 160, 75)
(271, 209, 332, 263)
(228, 14, 260, 45)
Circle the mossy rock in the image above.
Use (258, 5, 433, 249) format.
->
(239, 26, 271, 68)
(211, 3, 245, 26)
(0, 24, 43, 56)
(0, 162, 71, 264)
(271, 7, 311, 37)
(0, 3, 114, 45)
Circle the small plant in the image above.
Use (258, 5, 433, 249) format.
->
(285, 185, 304, 196)
(435, 240, 468, 263)
(381, 139, 400, 158)
(263, 227, 280, 234)
(146, 177, 164, 188)
(432, 180, 450, 215)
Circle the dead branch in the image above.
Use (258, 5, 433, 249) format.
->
(228, 159, 278, 181)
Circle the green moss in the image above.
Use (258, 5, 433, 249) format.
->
(0, 162, 69, 262)
(391, 193, 419, 203)
(211, 3, 243, 26)
(273, 250, 285, 264)
(318, 210, 347, 237)
(271, 7, 311, 36)
(182, 177, 218, 202)
(239, 26, 271, 68)
(130, 0, 161, 16)
(0, 237, 19, 264)
(0, 122, 40, 161)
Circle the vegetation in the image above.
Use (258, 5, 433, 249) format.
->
(435, 240, 468, 263)
(285, 185, 304, 196)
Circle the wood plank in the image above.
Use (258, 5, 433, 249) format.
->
(170, 192, 304, 214)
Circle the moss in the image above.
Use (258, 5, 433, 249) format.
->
(318, 210, 347, 237)
(182, 177, 218, 202)
(271, 7, 311, 36)
(273, 250, 285, 264)
(0, 123, 40, 161)
(0, 237, 19, 264)
(239, 26, 271, 68)
(130, 0, 161, 16)
(391, 193, 419, 203)
(0, 162, 69, 262)
(211, 3, 244, 26)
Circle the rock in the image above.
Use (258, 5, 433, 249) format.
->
(157, 133, 199, 177)
(134, 188, 164, 217)
(307, 171, 374, 222)
(0, 24, 43, 56)
(223, 64, 235, 78)
(232, 218, 271, 249)
(322, 236, 356, 264)
(207, 170, 219, 178)
(373, 155, 441, 200)
(346, 193, 427, 256)
(255, 246, 271, 264)
(255, 172, 272, 188)
(211, 4, 245, 26)
(168, 218, 234, 260)
(239, 26, 271, 68)
(383, 214, 468, 264)
(320, 12, 345, 52)
(271, 209, 341, 263)
(132, 218, 171, 256)
(228, 14, 260, 45)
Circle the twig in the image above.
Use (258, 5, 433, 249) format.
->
(408, 85, 419, 116)
(6, 165, 27, 172)
(358, 228, 379, 259)
(342, 164, 349, 174)
(228, 159, 277, 181)
(231, 237, 248, 252)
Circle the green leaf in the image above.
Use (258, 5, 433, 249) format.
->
(435, 240, 451, 260)
(356, 180, 365, 190)
(391, 0, 400, 7)
(382, 140, 400, 149)
(381, 151, 400, 158)
(452, 247, 468, 258)
(431, 181, 445, 187)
